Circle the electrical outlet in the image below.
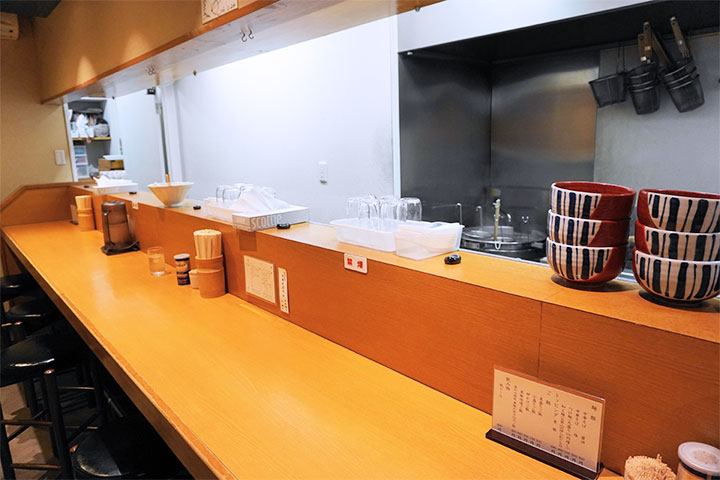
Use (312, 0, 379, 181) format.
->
(278, 267, 289, 314)
(132, 201, 139, 210)
(54, 150, 66, 166)
(344, 253, 367, 274)
(318, 161, 328, 183)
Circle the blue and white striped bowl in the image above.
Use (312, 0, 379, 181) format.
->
(633, 249, 720, 302)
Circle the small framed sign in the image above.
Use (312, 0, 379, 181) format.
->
(487, 366, 605, 480)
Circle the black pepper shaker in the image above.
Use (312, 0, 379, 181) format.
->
(174, 253, 191, 286)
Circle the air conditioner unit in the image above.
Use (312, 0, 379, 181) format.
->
(1, 12, 19, 40)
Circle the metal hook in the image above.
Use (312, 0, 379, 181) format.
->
(248, 27, 254, 40)
(241, 31, 247, 42)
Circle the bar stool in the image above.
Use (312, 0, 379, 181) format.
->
(4, 298, 63, 416)
(0, 274, 33, 302)
(1, 274, 37, 347)
(5, 298, 59, 336)
(0, 327, 104, 479)
(71, 415, 186, 479)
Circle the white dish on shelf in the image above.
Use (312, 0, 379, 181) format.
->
(148, 182, 193, 207)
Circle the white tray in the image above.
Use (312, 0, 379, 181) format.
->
(90, 183, 138, 195)
(394, 222, 463, 260)
(330, 218, 399, 252)
(204, 199, 309, 231)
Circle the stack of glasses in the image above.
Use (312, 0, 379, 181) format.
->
(345, 195, 422, 230)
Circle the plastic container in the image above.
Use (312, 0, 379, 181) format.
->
(393, 222, 463, 260)
(204, 198, 309, 231)
(90, 183, 139, 195)
(330, 218, 398, 252)
(677, 442, 720, 480)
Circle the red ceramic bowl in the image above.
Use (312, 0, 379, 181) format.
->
(547, 210, 629, 247)
(635, 220, 720, 261)
(551, 181, 636, 220)
(633, 249, 720, 302)
(637, 189, 720, 233)
(546, 238, 627, 284)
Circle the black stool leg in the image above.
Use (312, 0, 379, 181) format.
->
(39, 377, 60, 458)
(10, 322, 40, 416)
(44, 369, 72, 479)
(89, 359, 107, 426)
(0, 401, 16, 480)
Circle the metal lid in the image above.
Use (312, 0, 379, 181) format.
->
(678, 442, 720, 475)
(174, 253, 190, 261)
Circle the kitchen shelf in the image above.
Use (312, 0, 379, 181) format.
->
(72, 137, 111, 141)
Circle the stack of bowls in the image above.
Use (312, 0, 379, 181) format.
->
(633, 189, 720, 303)
(547, 181, 636, 285)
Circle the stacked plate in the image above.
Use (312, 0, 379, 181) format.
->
(633, 189, 720, 303)
(547, 181, 636, 285)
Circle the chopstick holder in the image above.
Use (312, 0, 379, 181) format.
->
(196, 255, 226, 298)
(75, 195, 95, 231)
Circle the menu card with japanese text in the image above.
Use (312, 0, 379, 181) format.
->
(490, 366, 605, 474)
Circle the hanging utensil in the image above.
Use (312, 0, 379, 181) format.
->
(670, 16, 691, 59)
(589, 43, 627, 107)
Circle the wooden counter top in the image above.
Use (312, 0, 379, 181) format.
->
(2, 220, 619, 479)
(107, 192, 718, 344)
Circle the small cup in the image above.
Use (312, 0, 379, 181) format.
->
(148, 246, 166, 276)
(401, 197, 422, 221)
(189, 269, 199, 289)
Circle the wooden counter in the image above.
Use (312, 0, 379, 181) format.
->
(2, 185, 717, 474)
(2, 221, 618, 479)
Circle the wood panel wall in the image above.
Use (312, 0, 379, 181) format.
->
(101, 194, 720, 475)
(538, 305, 719, 473)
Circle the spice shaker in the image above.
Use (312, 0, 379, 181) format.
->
(174, 253, 191, 286)
(678, 442, 720, 480)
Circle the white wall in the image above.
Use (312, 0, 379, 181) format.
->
(170, 18, 396, 224)
(110, 90, 167, 189)
(397, 0, 648, 52)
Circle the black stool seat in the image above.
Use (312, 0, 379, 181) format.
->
(5, 298, 57, 331)
(0, 274, 33, 302)
(72, 416, 183, 479)
(1, 329, 86, 387)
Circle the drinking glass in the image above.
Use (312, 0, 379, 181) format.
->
(148, 246, 166, 276)
(223, 187, 241, 206)
(215, 185, 231, 205)
(402, 197, 422, 221)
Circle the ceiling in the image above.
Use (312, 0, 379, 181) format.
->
(1, 0, 61, 18)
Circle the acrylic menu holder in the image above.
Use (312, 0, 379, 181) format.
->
(486, 366, 605, 480)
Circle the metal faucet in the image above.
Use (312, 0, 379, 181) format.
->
(493, 199, 501, 241)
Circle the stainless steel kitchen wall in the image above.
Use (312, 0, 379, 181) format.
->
(399, 50, 597, 229)
(398, 54, 491, 223)
(489, 52, 598, 233)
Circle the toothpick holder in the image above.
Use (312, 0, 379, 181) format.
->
(196, 255, 226, 298)
(77, 207, 95, 231)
